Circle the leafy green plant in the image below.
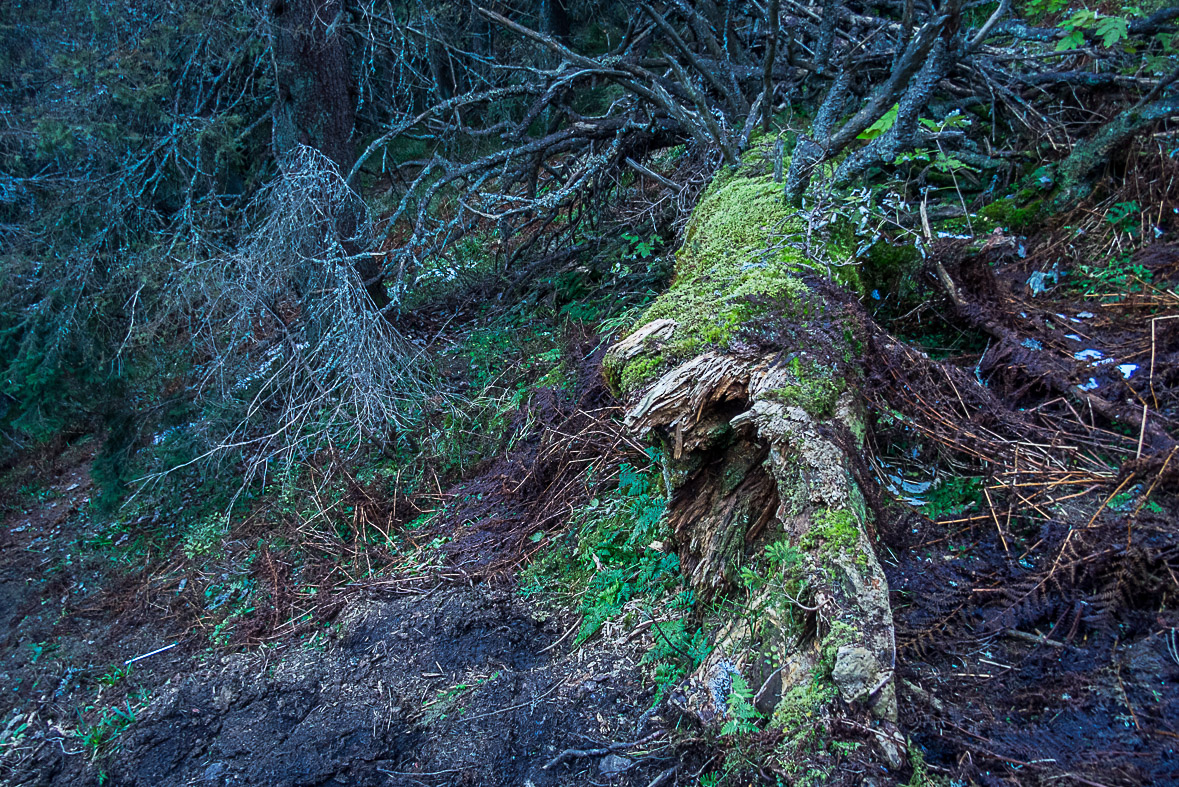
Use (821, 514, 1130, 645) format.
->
(642, 618, 711, 704)
(921, 476, 984, 520)
(621, 232, 662, 260)
(97, 664, 132, 688)
(611, 231, 664, 282)
(904, 742, 949, 787)
(721, 673, 763, 736)
(740, 540, 804, 594)
(1106, 200, 1141, 236)
(182, 514, 228, 559)
(894, 111, 977, 175)
(1073, 253, 1152, 296)
(520, 457, 679, 645)
(1056, 6, 1142, 51)
(858, 104, 898, 141)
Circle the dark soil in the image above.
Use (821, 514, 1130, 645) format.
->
(100, 586, 676, 787)
(0, 446, 688, 787)
(887, 519, 1179, 786)
(3, 541, 683, 786)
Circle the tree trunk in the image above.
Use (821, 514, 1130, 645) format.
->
(269, 0, 356, 172)
(605, 150, 905, 767)
(268, 0, 388, 310)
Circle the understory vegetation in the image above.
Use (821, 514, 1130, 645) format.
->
(2, 0, 1178, 785)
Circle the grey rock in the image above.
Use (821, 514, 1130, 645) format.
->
(599, 754, 632, 778)
(832, 645, 877, 703)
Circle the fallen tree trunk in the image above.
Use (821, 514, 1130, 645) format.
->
(605, 148, 906, 769)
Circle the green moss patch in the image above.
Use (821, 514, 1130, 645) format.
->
(614, 166, 811, 393)
(765, 356, 842, 418)
(979, 194, 1044, 233)
(799, 508, 862, 564)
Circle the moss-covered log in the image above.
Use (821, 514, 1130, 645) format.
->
(606, 148, 905, 769)
(1054, 95, 1179, 208)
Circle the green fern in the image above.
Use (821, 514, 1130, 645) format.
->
(721, 673, 763, 736)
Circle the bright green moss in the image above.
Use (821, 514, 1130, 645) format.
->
(615, 168, 813, 395)
(772, 679, 838, 732)
(799, 508, 862, 564)
(612, 144, 877, 396)
(649, 172, 808, 338)
(980, 195, 1044, 232)
(618, 354, 663, 393)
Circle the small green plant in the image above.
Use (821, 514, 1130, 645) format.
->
(519, 455, 683, 651)
(621, 232, 662, 260)
(1056, 6, 1142, 51)
(919, 475, 985, 519)
(16, 482, 58, 503)
(858, 104, 898, 141)
(203, 563, 257, 646)
(642, 618, 711, 704)
(610, 231, 664, 283)
(904, 742, 948, 787)
(181, 513, 227, 559)
(97, 664, 132, 688)
(76, 691, 149, 762)
(421, 671, 501, 720)
(887, 111, 978, 177)
(1106, 200, 1141, 236)
(26, 641, 47, 665)
(568, 461, 676, 643)
(721, 673, 763, 736)
(1073, 252, 1152, 296)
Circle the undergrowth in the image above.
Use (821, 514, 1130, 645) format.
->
(521, 458, 674, 641)
(520, 456, 710, 702)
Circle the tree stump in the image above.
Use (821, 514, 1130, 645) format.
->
(606, 150, 904, 767)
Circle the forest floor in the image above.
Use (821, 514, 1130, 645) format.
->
(1, 212, 1178, 786)
(0, 440, 700, 786)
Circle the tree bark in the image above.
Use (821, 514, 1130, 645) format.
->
(605, 158, 905, 768)
(268, 0, 388, 310)
(269, 0, 357, 173)
(1054, 94, 1179, 208)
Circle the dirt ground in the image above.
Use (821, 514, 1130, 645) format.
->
(104, 586, 684, 787)
(0, 456, 691, 786)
